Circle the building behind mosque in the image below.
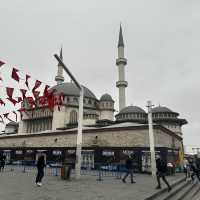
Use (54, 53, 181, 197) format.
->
(0, 26, 187, 173)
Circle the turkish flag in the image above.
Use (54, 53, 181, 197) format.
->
(11, 68, 20, 82)
(25, 74, 31, 89)
(7, 97, 18, 106)
(32, 80, 41, 91)
(20, 89, 27, 100)
(0, 98, 5, 106)
(6, 87, 14, 98)
(0, 115, 4, 123)
(43, 85, 50, 97)
(17, 97, 23, 103)
(0, 60, 5, 67)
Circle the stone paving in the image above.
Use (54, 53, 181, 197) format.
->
(0, 167, 184, 200)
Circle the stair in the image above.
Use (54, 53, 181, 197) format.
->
(145, 178, 200, 200)
(145, 177, 186, 200)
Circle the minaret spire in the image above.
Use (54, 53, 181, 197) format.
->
(118, 24, 124, 47)
(55, 46, 64, 84)
(116, 24, 128, 111)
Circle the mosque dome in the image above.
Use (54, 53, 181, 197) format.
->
(119, 106, 146, 114)
(50, 82, 97, 100)
(115, 106, 147, 123)
(152, 106, 173, 113)
(100, 93, 114, 102)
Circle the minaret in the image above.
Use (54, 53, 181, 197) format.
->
(55, 47, 64, 84)
(116, 25, 128, 111)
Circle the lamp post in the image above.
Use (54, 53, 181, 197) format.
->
(147, 100, 156, 177)
(54, 54, 84, 179)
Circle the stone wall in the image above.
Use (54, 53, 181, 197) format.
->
(0, 126, 182, 149)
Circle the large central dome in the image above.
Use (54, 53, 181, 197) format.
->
(50, 82, 97, 99)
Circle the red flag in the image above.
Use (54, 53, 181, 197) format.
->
(20, 89, 27, 100)
(6, 87, 14, 98)
(6, 97, 18, 106)
(38, 96, 46, 106)
(32, 80, 41, 91)
(6, 87, 17, 106)
(0, 115, 4, 123)
(26, 96, 35, 108)
(25, 74, 31, 89)
(43, 85, 50, 97)
(0, 60, 5, 67)
(0, 98, 5, 106)
(11, 68, 20, 82)
(33, 90, 40, 99)
(58, 92, 64, 105)
(13, 111, 18, 122)
(17, 97, 23, 103)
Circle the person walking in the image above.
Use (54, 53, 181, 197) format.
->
(0, 154, 6, 172)
(122, 155, 136, 184)
(35, 155, 46, 186)
(189, 159, 200, 182)
(156, 156, 172, 192)
(183, 158, 190, 181)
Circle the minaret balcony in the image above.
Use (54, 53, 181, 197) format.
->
(116, 81, 128, 88)
(116, 58, 127, 65)
(55, 75, 64, 82)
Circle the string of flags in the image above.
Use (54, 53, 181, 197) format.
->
(0, 59, 65, 124)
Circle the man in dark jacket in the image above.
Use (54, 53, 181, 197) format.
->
(190, 159, 200, 182)
(122, 155, 136, 183)
(156, 157, 171, 192)
(35, 155, 46, 186)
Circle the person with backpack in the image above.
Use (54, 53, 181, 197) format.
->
(189, 159, 200, 182)
(122, 154, 136, 184)
(156, 156, 172, 192)
(35, 155, 46, 186)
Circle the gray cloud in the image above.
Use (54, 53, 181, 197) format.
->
(0, 0, 199, 146)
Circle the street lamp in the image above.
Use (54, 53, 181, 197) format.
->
(147, 100, 156, 177)
(54, 54, 84, 179)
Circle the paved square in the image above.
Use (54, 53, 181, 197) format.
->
(0, 167, 184, 200)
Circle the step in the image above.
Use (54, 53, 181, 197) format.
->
(144, 177, 185, 200)
(168, 180, 197, 200)
(154, 179, 192, 200)
(183, 181, 200, 200)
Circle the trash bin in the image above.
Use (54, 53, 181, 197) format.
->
(61, 164, 71, 180)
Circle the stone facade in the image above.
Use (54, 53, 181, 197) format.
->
(0, 125, 182, 150)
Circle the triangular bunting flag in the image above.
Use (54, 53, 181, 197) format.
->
(11, 68, 20, 82)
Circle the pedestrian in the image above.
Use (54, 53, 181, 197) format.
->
(35, 155, 46, 186)
(0, 154, 6, 172)
(189, 159, 200, 182)
(183, 158, 190, 181)
(122, 154, 136, 184)
(156, 156, 172, 192)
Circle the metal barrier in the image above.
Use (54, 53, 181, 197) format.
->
(4, 161, 126, 181)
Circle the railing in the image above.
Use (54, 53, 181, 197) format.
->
(4, 160, 127, 181)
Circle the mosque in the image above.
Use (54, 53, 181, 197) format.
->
(0, 26, 187, 172)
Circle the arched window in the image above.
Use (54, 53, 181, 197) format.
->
(69, 110, 78, 124)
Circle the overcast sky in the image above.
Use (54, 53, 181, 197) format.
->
(0, 0, 199, 147)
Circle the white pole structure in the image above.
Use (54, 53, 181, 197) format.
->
(54, 54, 83, 179)
(147, 100, 156, 177)
(75, 86, 84, 178)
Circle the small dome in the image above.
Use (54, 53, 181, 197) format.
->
(50, 82, 97, 99)
(119, 106, 146, 114)
(152, 106, 173, 113)
(100, 93, 114, 102)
